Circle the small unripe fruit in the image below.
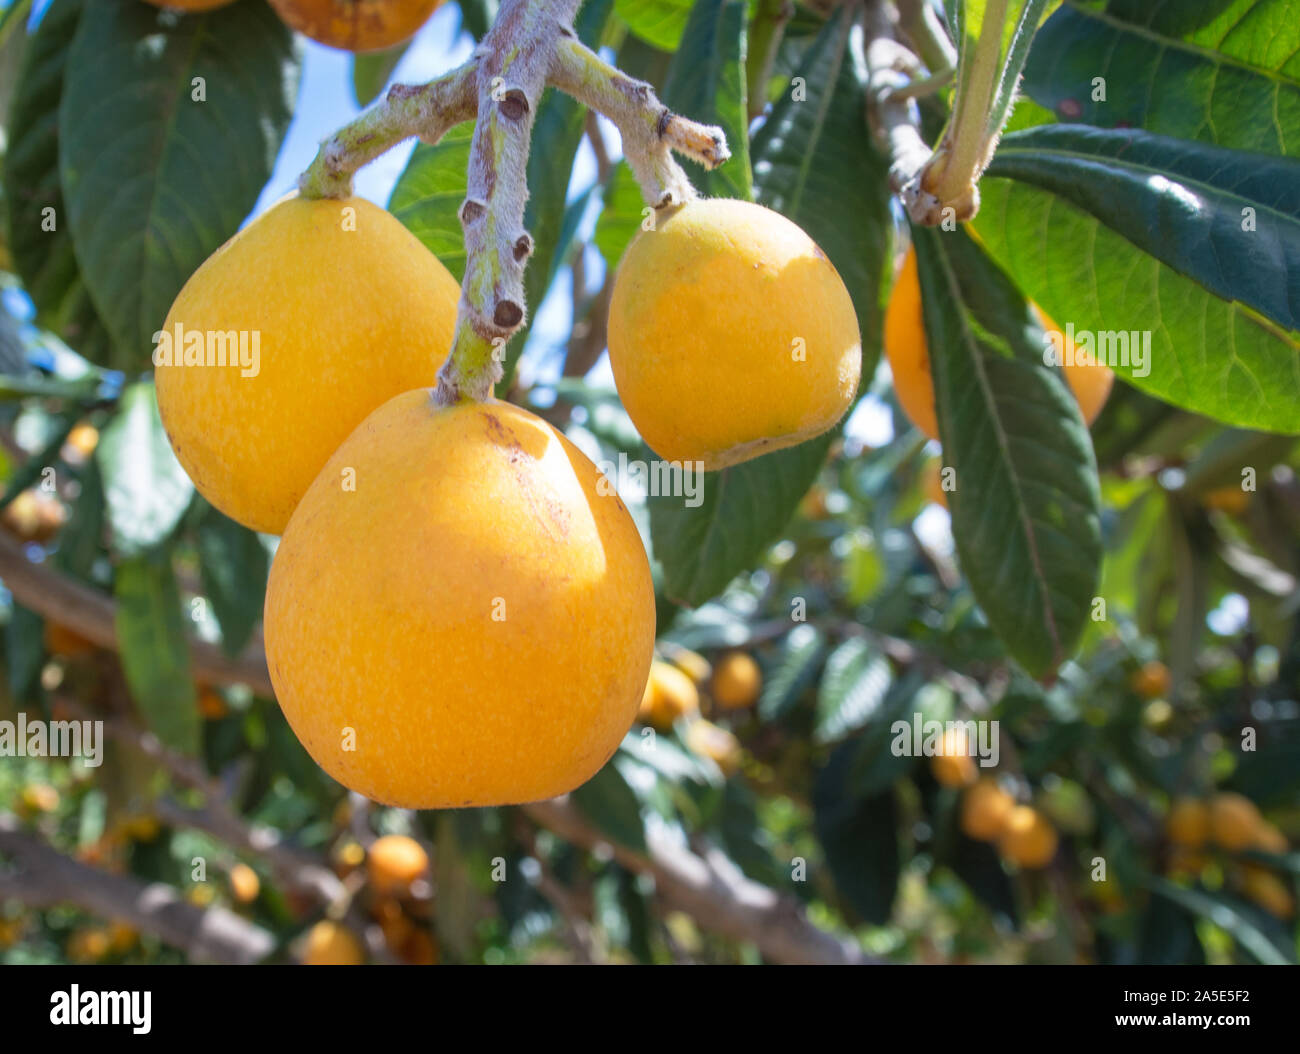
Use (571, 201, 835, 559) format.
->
(960, 778, 1015, 842)
(930, 728, 977, 788)
(1241, 870, 1295, 919)
(229, 863, 261, 905)
(885, 247, 1112, 440)
(157, 195, 459, 534)
(609, 199, 861, 470)
(301, 920, 365, 965)
(268, 0, 442, 53)
(1166, 798, 1210, 848)
(1209, 792, 1262, 851)
(711, 652, 762, 711)
(997, 805, 1059, 869)
(367, 835, 429, 895)
(1130, 660, 1170, 700)
(639, 660, 700, 730)
(684, 718, 742, 776)
(265, 395, 655, 808)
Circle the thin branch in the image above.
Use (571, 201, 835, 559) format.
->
(0, 814, 273, 964)
(523, 797, 876, 965)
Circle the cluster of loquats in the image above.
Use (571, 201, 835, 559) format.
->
(143, 0, 447, 54)
(1164, 793, 1294, 918)
(157, 180, 855, 809)
(931, 735, 1059, 870)
(636, 647, 763, 776)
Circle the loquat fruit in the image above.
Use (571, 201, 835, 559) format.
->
(301, 920, 365, 965)
(1165, 798, 1210, 848)
(684, 718, 743, 776)
(268, 0, 443, 53)
(366, 835, 429, 895)
(930, 727, 977, 788)
(997, 805, 1059, 869)
(711, 651, 761, 711)
(960, 778, 1015, 842)
(1209, 792, 1262, 852)
(638, 659, 700, 731)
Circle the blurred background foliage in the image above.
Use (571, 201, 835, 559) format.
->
(0, 0, 1297, 965)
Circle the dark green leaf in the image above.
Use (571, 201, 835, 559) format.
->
(1146, 876, 1293, 965)
(96, 383, 193, 555)
(59, 0, 297, 372)
(114, 552, 199, 755)
(592, 162, 649, 267)
(390, 121, 475, 279)
(1024, 1, 1300, 158)
(757, 623, 825, 721)
(987, 125, 1300, 334)
(571, 758, 647, 852)
(650, 434, 832, 606)
(6, 605, 44, 702)
(1137, 889, 1205, 966)
(914, 226, 1102, 677)
(0, 413, 76, 513)
(813, 636, 892, 744)
(457, 0, 498, 41)
(813, 740, 899, 925)
(351, 42, 409, 107)
(196, 503, 267, 657)
(4, 0, 110, 360)
(949, 833, 1019, 926)
(662, 0, 751, 200)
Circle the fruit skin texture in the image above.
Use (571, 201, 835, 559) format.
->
(639, 659, 700, 730)
(156, 195, 459, 535)
(608, 199, 861, 470)
(268, 0, 441, 53)
(1165, 798, 1210, 848)
(367, 835, 429, 895)
(960, 778, 1015, 842)
(997, 805, 1059, 868)
(302, 921, 365, 965)
(930, 728, 977, 788)
(711, 651, 761, 710)
(264, 394, 655, 809)
(884, 246, 1113, 441)
(1209, 792, 1262, 851)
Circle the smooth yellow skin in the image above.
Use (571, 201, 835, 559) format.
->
(367, 835, 429, 894)
(268, 0, 442, 52)
(960, 778, 1015, 842)
(1209, 792, 1262, 851)
(639, 659, 700, 730)
(229, 863, 260, 904)
(998, 805, 1059, 868)
(930, 728, 977, 788)
(1165, 797, 1210, 848)
(264, 394, 655, 809)
(302, 921, 365, 965)
(884, 247, 1113, 441)
(608, 199, 861, 470)
(711, 651, 761, 710)
(156, 195, 458, 535)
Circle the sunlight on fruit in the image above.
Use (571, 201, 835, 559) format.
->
(609, 198, 860, 469)
(268, 0, 443, 52)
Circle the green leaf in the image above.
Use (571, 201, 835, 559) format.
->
(615, 0, 695, 51)
(1024, 1, 1300, 158)
(661, 0, 751, 200)
(1146, 876, 1294, 966)
(650, 434, 832, 606)
(948, 832, 1019, 926)
(813, 740, 899, 925)
(914, 227, 1102, 677)
(96, 382, 193, 556)
(390, 121, 475, 280)
(974, 172, 1300, 435)
(3, 0, 110, 360)
(751, 4, 891, 365)
(987, 125, 1300, 334)
(58, 0, 297, 372)
(196, 502, 267, 657)
(571, 758, 648, 852)
(114, 552, 200, 756)
(757, 623, 825, 721)
(351, 42, 409, 107)
(813, 636, 892, 745)
(1137, 888, 1206, 965)
(6, 605, 44, 702)
(456, 0, 498, 41)
(0, 412, 76, 513)
(592, 162, 647, 267)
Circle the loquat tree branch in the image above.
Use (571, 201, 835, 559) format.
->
(0, 813, 274, 964)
